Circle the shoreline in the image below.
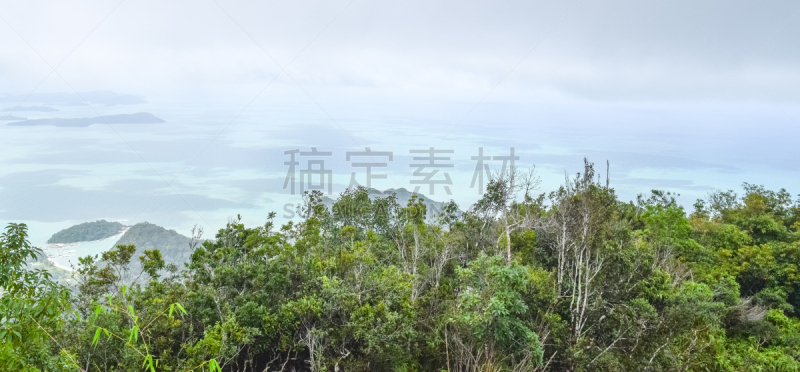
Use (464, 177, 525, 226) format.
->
(46, 226, 131, 246)
(46, 256, 74, 272)
(43, 226, 130, 273)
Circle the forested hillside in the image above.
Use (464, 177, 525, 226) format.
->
(47, 220, 124, 244)
(4, 161, 800, 371)
(321, 188, 451, 219)
(113, 222, 195, 267)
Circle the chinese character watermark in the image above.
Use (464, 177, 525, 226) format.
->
(283, 146, 522, 199)
(283, 148, 333, 195)
(471, 147, 520, 195)
(346, 147, 393, 189)
(409, 147, 454, 195)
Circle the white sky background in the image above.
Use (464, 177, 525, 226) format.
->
(1, 0, 799, 239)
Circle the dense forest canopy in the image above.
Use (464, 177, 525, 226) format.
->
(47, 220, 124, 244)
(4, 160, 800, 371)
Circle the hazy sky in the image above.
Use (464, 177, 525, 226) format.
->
(1, 0, 799, 239)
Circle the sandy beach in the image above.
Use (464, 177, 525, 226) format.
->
(46, 256, 74, 272)
(42, 226, 131, 272)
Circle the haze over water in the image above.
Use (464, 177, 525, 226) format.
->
(2, 0, 799, 243)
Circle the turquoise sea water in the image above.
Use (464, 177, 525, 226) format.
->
(2, 99, 799, 267)
(41, 229, 128, 271)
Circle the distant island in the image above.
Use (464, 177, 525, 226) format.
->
(47, 220, 125, 244)
(7, 112, 165, 127)
(1, 105, 58, 112)
(2, 115, 27, 121)
(0, 91, 147, 106)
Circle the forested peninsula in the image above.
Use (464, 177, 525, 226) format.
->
(46, 219, 124, 244)
(5, 161, 800, 371)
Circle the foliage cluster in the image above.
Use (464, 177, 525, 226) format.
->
(5, 160, 800, 371)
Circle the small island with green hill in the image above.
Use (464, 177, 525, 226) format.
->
(46, 219, 126, 244)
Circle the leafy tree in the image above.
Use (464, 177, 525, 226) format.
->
(447, 254, 544, 371)
(0, 223, 75, 371)
(9, 171, 800, 371)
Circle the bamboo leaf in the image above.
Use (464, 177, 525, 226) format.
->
(128, 325, 139, 343)
(210, 359, 222, 372)
(92, 327, 102, 347)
